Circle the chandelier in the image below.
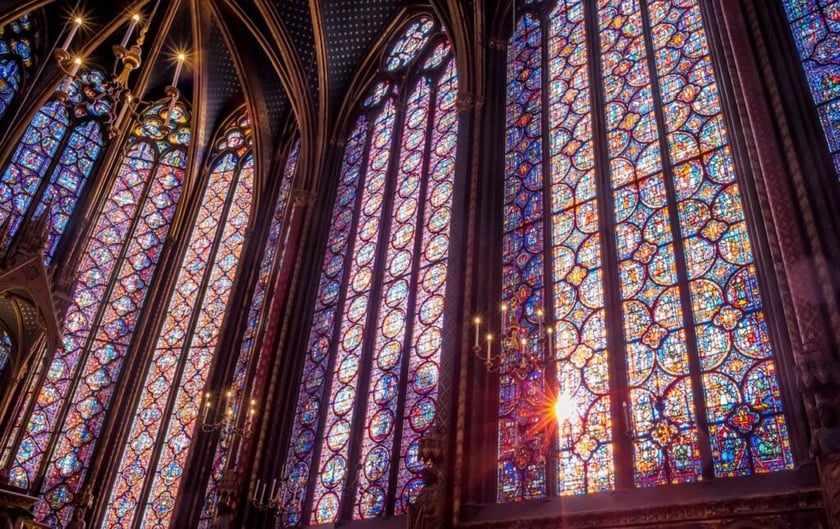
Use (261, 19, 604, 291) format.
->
(473, 299, 553, 378)
(473, 300, 576, 466)
(52, 1, 185, 137)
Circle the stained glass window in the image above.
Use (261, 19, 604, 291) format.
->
(0, 13, 39, 119)
(782, 0, 840, 176)
(0, 327, 11, 377)
(280, 15, 458, 527)
(104, 112, 255, 529)
(1, 100, 190, 527)
(198, 137, 301, 528)
(499, 0, 792, 502)
(0, 68, 108, 263)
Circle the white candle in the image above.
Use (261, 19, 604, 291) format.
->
(259, 482, 266, 503)
(171, 54, 185, 87)
(255, 478, 261, 500)
(68, 57, 81, 77)
(166, 97, 178, 124)
(61, 17, 82, 51)
(546, 327, 553, 358)
(486, 334, 493, 362)
(202, 401, 210, 422)
(62, 57, 82, 93)
(473, 316, 480, 348)
(501, 303, 507, 335)
(121, 14, 140, 47)
(270, 479, 277, 502)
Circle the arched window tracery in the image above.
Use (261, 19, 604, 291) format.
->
(281, 15, 459, 527)
(499, 0, 793, 502)
(781, 0, 840, 177)
(104, 111, 257, 529)
(0, 68, 109, 262)
(198, 137, 301, 528)
(0, 13, 39, 119)
(0, 100, 190, 527)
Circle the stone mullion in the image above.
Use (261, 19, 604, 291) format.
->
(241, 140, 330, 529)
(172, 145, 286, 529)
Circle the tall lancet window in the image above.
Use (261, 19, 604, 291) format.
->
(105, 112, 255, 529)
(199, 138, 301, 528)
(498, 0, 792, 502)
(0, 100, 190, 526)
(281, 15, 459, 526)
(0, 13, 39, 119)
(782, 0, 840, 177)
(0, 68, 108, 262)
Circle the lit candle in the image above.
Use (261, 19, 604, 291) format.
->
(473, 316, 480, 348)
(68, 56, 81, 77)
(61, 17, 83, 51)
(171, 53, 185, 87)
(62, 56, 82, 93)
(520, 337, 526, 355)
(486, 333, 493, 362)
(546, 326, 553, 358)
(623, 400, 633, 432)
(501, 303, 507, 335)
(121, 13, 140, 48)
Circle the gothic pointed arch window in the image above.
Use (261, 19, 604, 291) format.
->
(198, 137, 301, 528)
(104, 111, 258, 529)
(0, 100, 190, 527)
(0, 67, 109, 262)
(498, 0, 793, 502)
(781, 0, 840, 177)
(0, 13, 40, 119)
(281, 15, 459, 526)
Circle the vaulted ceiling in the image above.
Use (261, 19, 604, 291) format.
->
(0, 0, 415, 178)
(0, 0, 492, 193)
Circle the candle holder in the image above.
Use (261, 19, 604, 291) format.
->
(199, 389, 256, 441)
(50, 3, 183, 138)
(472, 299, 553, 379)
(251, 466, 304, 525)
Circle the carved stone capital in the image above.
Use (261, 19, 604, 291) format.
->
(456, 93, 476, 113)
(292, 189, 317, 208)
(456, 93, 486, 114)
(488, 37, 507, 52)
(797, 351, 840, 390)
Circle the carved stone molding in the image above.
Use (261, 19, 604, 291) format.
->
(457, 490, 827, 529)
(817, 454, 840, 528)
(798, 354, 840, 390)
